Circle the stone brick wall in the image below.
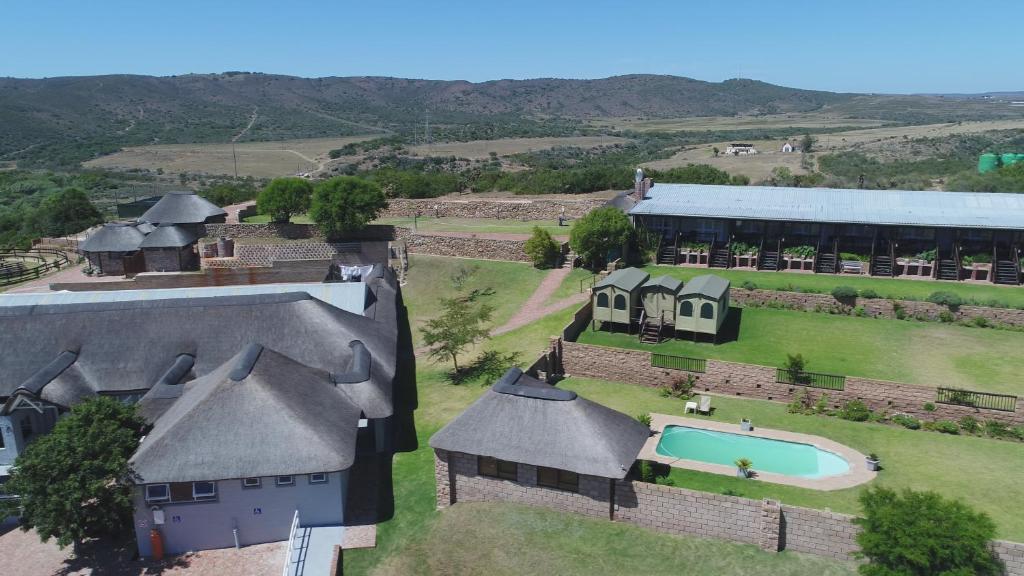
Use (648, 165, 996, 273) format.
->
(733, 288, 1024, 328)
(202, 223, 395, 240)
(559, 340, 1024, 425)
(780, 504, 858, 560)
(393, 228, 530, 262)
(995, 540, 1024, 576)
(204, 243, 362, 268)
(437, 450, 611, 520)
(382, 197, 604, 220)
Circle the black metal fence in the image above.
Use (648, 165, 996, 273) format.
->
(651, 353, 706, 373)
(936, 388, 1018, 412)
(776, 368, 846, 391)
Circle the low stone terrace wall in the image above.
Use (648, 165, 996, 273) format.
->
(559, 340, 1023, 426)
(382, 197, 604, 220)
(733, 287, 1024, 327)
(393, 228, 529, 262)
(434, 449, 1024, 571)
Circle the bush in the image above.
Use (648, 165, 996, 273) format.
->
(927, 290, 963, 309)
(636, 413, 652, 427)
(568, 206, 632, 269)
(983, 420, 1011, 439)
(837, 400, 872, 422)
(523, 227, 560, 269)
(924, 420, 960, 435)
(923, 402, 936, 412)
(787, 389, 813, 414)
(661, 374, 696, 400)
(892, 301, 907, 320)
(740, 280, 758, 290)
(309, 176, 388, 239)
(831, 285, 859, 300)
(855, 487, 1000, 576)
(891, 414, 921, 430)
(938, 310, 955, 323)
(958, 415, 980, 434)
(859, 288, 879, 299)
(814, 393, 830, 414)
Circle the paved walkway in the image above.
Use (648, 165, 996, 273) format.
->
(222, 200, 256, 224)
(4, 263, 128, 294)
(491, 266, 587, 336)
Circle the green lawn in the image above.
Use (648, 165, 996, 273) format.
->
(559, 376, 1024, 541)
(577, 306, 1024, 394)
(374, 216, 571, 237)
(241, 213, 314, 224)
(544, 267, 595, 305)
(643, 264, 1024, 309)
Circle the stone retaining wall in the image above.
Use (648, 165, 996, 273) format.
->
(435, 449, 1024, 572)
(382, 197, 604, 220)
(733, 288, 1024, 327)
(559, 340, 1024, 425)
(202, 223, 395, 240)
(392, 227, 530, 262)
(203, 243, 364, 268)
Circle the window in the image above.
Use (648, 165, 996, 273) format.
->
(680, 301, 693, 317)
(700, 303, 714, 319)
(537, 467, 579, 493)
(309, 473, 328, 484)
(145, 484, 170, 503)
(192, 481, 216, 500)
(19, 418, 32, 440)
(596, 293, 609, 308)
(276, 475, 294, 486)
(242, 477, 261, 489)
(478, 456, 518, 481)
(613, 294, 627, 310)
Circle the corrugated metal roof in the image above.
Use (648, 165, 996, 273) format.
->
(594, 267, 650, 291)
(628, 184, 1024, 230)
(0, 282, 368, 315)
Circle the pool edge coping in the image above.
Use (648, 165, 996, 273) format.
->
(640, 413, 877, 491)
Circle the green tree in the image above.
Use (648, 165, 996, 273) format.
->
(421, 297, 494, 372)
(309, 176, 388, 239)
(523, 226, 560, 268)
(257, 177, 313, 223)
(37, 188, 102, 237)
(800, 133, 816, 154)
(569, 206, 632, 269)
(0, 397, 145, 553)
(854, 487, 999, 576)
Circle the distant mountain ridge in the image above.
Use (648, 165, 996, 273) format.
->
(0, 72, 1018, 167)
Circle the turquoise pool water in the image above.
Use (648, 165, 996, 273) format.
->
(655, 425, 850, 479)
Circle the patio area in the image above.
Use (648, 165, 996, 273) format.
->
(640, 413, 876, 490)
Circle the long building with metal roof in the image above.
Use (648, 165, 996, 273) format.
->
(628, 182, 1024, 284)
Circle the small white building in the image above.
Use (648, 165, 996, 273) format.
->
(781, 142, 796, 153)
(725, 143, 757, 155)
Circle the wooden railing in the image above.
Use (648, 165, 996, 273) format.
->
(0, 249, 72, 287)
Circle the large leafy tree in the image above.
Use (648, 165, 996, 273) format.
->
(37, 187, 102, 237)
(421, 297, 494, 372)
(309, 176, 388, 239)
(0, 397, 145, 553)
(854, 487, 999, 576)
(257, 177, 313, 223)
(569, 206, 632, 269)
(523, 226, 560, 269)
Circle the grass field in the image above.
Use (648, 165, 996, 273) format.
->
(643, 141, 807, 182)
(560, 376, 1024, 541)
(589, 113, 888, 132)
(84, 135, 376, 178)
(577, 306, 1024, 394)
(643, 264, 1024, 308)
(405, 136, 628, 159)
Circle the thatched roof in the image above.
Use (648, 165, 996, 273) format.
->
(679, 274, 730, 299)
(139, 224, 198, 249)
(594, 267, 649, 292)
(140, 191, 226, 225)
(131, 345, 362, 483)
(430, 368, 649, 478)
(80, 223, 145, 253)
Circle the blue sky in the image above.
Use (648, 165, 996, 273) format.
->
(1, 0, 1020, 94)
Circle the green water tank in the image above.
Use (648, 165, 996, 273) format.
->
(979, 153, 999, 173)
(1016, 153, 1024, 165)
(1001, 153, 1018, 167)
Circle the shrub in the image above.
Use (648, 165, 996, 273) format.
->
(783, 353, 808, 379)
(923, 402, 936, 412)
(892, 301, 907, 320)
(854, 487, 1000, 576)
(970, 316, 990, 328)
(891, 414, 921, 430)
(523, 226, 560, 269)
(569, 206, 633, 269)
(814, 393, 830, 414)
(660, 374, 696, 400)
(938, 310, 955, 323)
(740, 280, 758, 290)
(927, 290, 963, 309)
(831, 285, 858, 300)
(1012, 426, 1024, 441)
(983, 420, 1011, 439)
(787, 389, 813, 414)
(853, 306, 867, 317)
(837, 399, 872, 422)
(636, 413, 652, 427)
(859, 288, 879, 299)
(925, 420, 960, 435)
(958, 415, 980, 434)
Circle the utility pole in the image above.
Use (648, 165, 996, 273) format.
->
(232, 142, 239, 179)
(425, 109, 431, 148)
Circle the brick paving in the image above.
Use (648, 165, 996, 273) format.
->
(222, 200, 256, 224)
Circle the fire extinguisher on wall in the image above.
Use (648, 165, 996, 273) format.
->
(149, 528, 165, 561)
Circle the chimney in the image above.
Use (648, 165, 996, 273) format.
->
(635, 177, 653, 201)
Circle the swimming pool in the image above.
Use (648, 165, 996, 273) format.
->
(655, 425, 850, 479)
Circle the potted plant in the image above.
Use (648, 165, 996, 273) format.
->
(735, 458, 753, 478)
(865, 452, 880, 471)
(740, 418, 753, 432)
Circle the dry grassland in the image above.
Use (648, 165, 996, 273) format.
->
(405, 136, 628, 159)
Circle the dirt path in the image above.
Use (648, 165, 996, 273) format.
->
(222, 200, 257, 224)
(490, 267, 587, 336)
(232, 107, 259, 142)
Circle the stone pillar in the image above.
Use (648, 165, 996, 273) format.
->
(759, 498, 782, 552)
(434, 449, 452, 509)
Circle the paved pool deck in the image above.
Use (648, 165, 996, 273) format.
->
(640, 413, 876, 491)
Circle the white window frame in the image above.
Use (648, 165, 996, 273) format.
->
(145, 483, 170, 503)
(192, 481, 217, 500)
(241, 477, 261, 489)
(275, 475, 294, 486)
(309, 473, 328, 484)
